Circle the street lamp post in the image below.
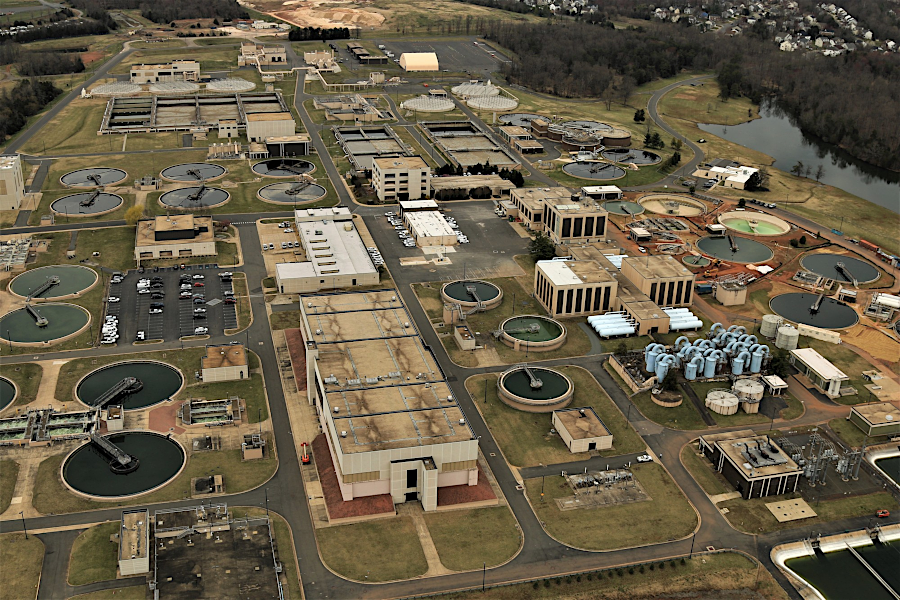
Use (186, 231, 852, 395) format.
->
(19, 511, 28, 539)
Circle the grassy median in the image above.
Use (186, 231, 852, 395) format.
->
(679, 443, 729, 497)
(0, 532, 44, 600)
(317, 517, 428, 582)
(0, 459, 19, 513)
(1, 362, 43, 409)
(423, 507, 521, 571)
(68, 522, 119, 586)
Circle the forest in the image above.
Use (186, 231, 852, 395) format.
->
(287, 27, 357, 42)
(0, 79, 62, 140)
(67, 0, 247, 24)
(7, 19, 111, 43)
(478, 19, 900, 171)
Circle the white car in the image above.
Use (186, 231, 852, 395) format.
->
(137, 289, 150, 295)
(136, 331, 146, 340)
(107, 297, 120, 303)
(192, 274, 204, 280)
(149, 308, 163, 314)
(636, 454, 653, 463)
(194, 327, 209, 335)
(283, 228, 294, 233)
(219, 272, 233, 278)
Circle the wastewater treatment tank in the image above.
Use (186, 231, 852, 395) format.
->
(440, 280, 502, 309)
(683, 255, 711, 267)
(562, 161, 625, 181)
(251, 159, 315, 177)
(60, 168, 127, 188)
(257, 182, 327, 204)
(51, 193, 123, 217)
(785, 540, 900, 600)
(733, 378, 764, 401)
(638, 194, 706, 217)
(718, 211, 790, 236)
(76, 361, 183, 410)
(160, 163, 226, 182)
(696, 235, 774, 263)
(0, 377, 16, 411)
(800, 253, 880, 284)
(600, 148, 661, 165)
(498, 315, 567, 352)
(760, 314, 783, 338)
(775, 325, 799, 350)
(705, 390, 739, 415)
(770, 293, 859, 329)
(497, 365, 573, 412)
(0, 304, 90, 345)
(159, 186, 229, 209)
(498, 113, 544, 128)
(875, 456, 900, 488)
(62, 431, 185, 498)
(602, 200, 644, 216)
(9, 265, 97, 299)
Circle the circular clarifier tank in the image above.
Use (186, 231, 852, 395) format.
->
(251, 159, 315, 177)
(602, 200, 644, 216)
(159, 186, 229, 209)
(696, 236, 774, 263)
(562, 161, 625, 180)
(499, 315, 567, 352)
(9, 265, 97, 299)
(683, 255, 711, 267)
(770, 293, 859, 329)
(498, 113, 544, 128)
(440, 280, 502, 309)
(601, 148, 661, 165)
(51, 192, 123, 217)
(160, 163, 226, 182)
(0, 377, 16, 412)
(76, 361, 183, 410)
(257, 182, 327, 204)
(0, 304, 90, 345)
(800, 253, 880, 284)
(60, 168, 127, 188)
(718, 211, 790, 236)
(62, 431, 185, 498)
(498, 365, 573, 412)
(639, 194, 706, 217)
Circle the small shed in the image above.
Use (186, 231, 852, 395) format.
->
(552, 407, 613, 453)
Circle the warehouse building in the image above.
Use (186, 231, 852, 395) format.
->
(274, 207, 379, 294)
(201, 344, 249, 382)
(534, 259, 617, 318)
(245, 112, 295, 142)
(699, 430, 802, 499)
(619, 255, 695, 308)
(130, 60, 200, 84)
(404, 210, 457, 247)
(581, 185, 623, 200)
(297, 290, 479, 512)
(372, 156, 431, 202)
(0, 154, 25, 211)
(848, 402, 900, 437)
(399, 52, 439, 71)
(134, 215, 216, 262)
(552, 407, 613, 453)
(789, 348, 850, 399)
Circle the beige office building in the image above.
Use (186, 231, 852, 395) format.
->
(134, 215, 216, 262)
(619, 255, 695, 308)
(404, 211, 457, 247)
(508, 187, 607, 244)
(0, 154, 25, 211)
(534, 259, 617, 318)
(245, 112, 295, 142)
(130, 60, 199, 84)
(372, 156, 431, 202)
(201, 344, 249, 382)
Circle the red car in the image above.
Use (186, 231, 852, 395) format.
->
(194, 282, 204, 287)
(876, 509, 890, 518)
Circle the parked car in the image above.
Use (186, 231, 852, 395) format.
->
(150, 302, 164, 309)
(194, 327, 209, 334)
(192, 274, 204, 280)
(194, 282, 204, 287)
(876, 509, 891, 518)
(636, 454, 653, 463)
(224, 298, 237, 305)
(193, 313, 207, 320)
(150, 292, 165, 299)
(149, 308, 163, 314)
(219, 272, 232, 278)
(107, 297, 120, 303)
(138, 289, 150, 295)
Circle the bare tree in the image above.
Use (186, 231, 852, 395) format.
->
(814, 164, 825, 182)
(619, 75, 636, 106)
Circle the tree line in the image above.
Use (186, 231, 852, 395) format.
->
(2, 42, 88, 76)
(7, 18, 111, 43)
(0, 79, 61, 140)
(287, 27, 357, 42)
(67, 0, 247, 24)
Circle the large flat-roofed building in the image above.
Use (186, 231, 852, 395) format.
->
(201, 344, 249, 382)
(699, 430, 802, 499)
(552, 407, 613, 453)
(298, 290, 478, 512)
(581, 185, 623, 200)
(397, 199, 438, 216)
(265, 134, 310, 157)
(372, 156, 431, 202)
(404, 211, 457, 247)
(534, 259, 617, 318)
(498, 125, 543, 154)
(0, 154, 25, 211)
(789, 347, 850, 399)
(274, 207, 379, 294)
(238, 42, 287, 66)
(130, 60, 199, 83)
(614, 282, 671, 336)
(508, 187, 607, 244)
(245, 112, 295, 142)
(118, 509, 150, 576)
(509, 187, 566, 230)
(693, 163, 759, 189)
(619, 255, 695, 308)
(134, 215, 216, 262)
(399, 52, 439, 71)
(849, 401, 900, 437)
(430, 174, 516, 200)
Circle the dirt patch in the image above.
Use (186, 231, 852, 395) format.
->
(80, 51, 104, 67)
(673, 93, 697, 100)
(254, 0, 385, 29)
(843, 327, 900, 364)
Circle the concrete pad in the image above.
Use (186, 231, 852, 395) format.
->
(766, 498, 817, 522)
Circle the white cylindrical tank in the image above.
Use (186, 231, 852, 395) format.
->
(733, 378, 765, 401)
(873, 294, 900, 309)
(775, 325, 799, 350)
(705, 390, 739, 415)
(760, 314, 782, 338)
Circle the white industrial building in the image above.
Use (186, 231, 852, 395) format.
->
(245, 112, 296, 142)
(693, 164, 759, 189)
(372, 156, 431, 202)
(130, 60, 200, 84)
(789, 347, 850, 399)
(118, 509, 150, 576)
(274, 207, 379, 294)
(399, 52, 439, 71)
(297, 290, 479, 512)
(404, 211, 457, 247)
(201, 344, 249, 382)
(0, 154, 25, 211)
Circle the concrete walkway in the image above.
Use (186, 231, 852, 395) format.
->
(397, 503, 453, 576)
(33, 359, 68, 409)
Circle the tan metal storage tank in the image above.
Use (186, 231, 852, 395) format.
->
(775, 325, 800, 350)
(760, 314, 783, 338)
(733, 378, 765, 401)
(705, 389, 739, 415)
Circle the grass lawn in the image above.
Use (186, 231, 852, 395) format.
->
(467, 366, 645, 467)
(800, 339, 877, 405)
(720, 491, 897, 534)
(679, 443, 729, 497)
(68, 522, 119, 586)
(269, 310, 302, 331)
(436, 552, 787, 600)
(109, 46, 238, 75)
(525, 462, 697, 550)
(827, 417, 892, 449)
(19, 98, 113, 156)
(225, 273, 251, 334)
(32, 432, 276, 514)
(0, 460, 19, 513)
(69, 588, 146, 600)
(1, 362, 43, 409)
(0, 533, 44, 600)
(230, 507, 302, 600)
(604, 363, 707, 431)
(658, 80, 758, 127)
(316, 517, 428, 582)
(423, 507, 521, 571)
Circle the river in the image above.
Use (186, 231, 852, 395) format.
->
(698, 107, 900, 214)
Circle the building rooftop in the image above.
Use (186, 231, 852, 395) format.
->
(851, 401, 900, 426)
(119, 509, 149, 562)
(621, 255, 694, 280)
(511, 187, 575, 211)
(373, 156, 429, 171)
(430, 174, 516, 192)
(702, 430, 801, 478)
(131, 60, 198, 69)
(537, 259, 615, 286)
(246, 111, 294, 122)
(301, 290, 403, 315)
(135, 215, 214, 247)
(333, 405, 471, 453)
(405, 211, 455, 238)
(790, 348, 849, 381)
(399, 199, 439, 211)
(0, 155, 20, 169)
(315, 336, 441, 394)
(202, 345, 248, 370)
(554, 407, 610, 440)
(306, 302, 415, 343)
(296, 217, 377, 279)
(328, 381, 455, 417)
(581, 185, 622, 195)
(499, 125, 531, 137)
(295, 206, 352, 222)
(266, 133, 310, 143)
(568, 241, 624, 263)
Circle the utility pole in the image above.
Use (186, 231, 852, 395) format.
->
(19, 512, 28, 539)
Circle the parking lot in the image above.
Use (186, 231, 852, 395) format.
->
(103, 264, 239, 344)
(381, 40, 510, 74)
